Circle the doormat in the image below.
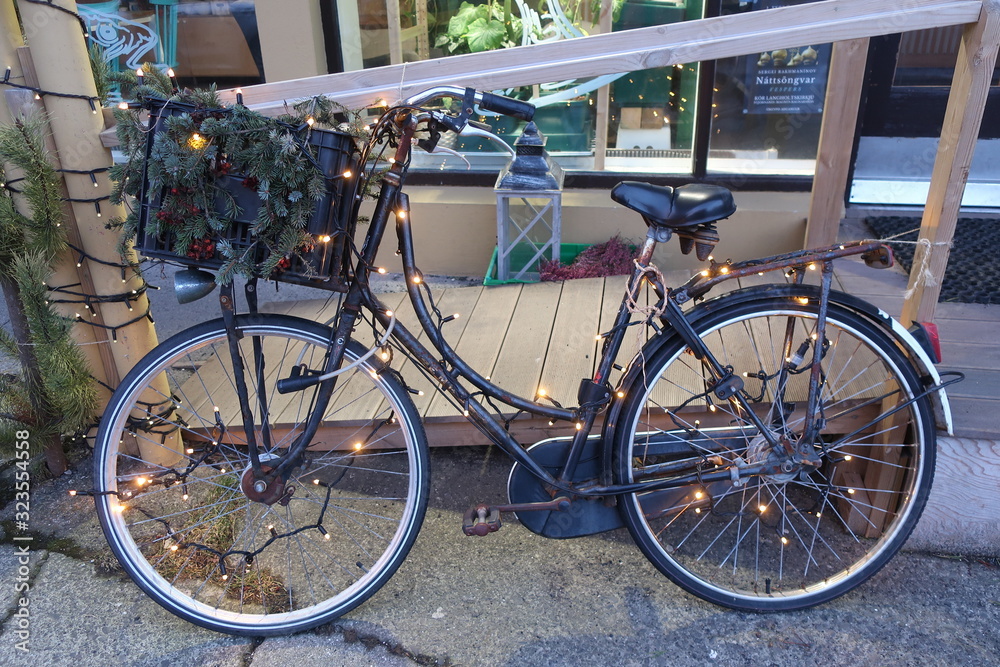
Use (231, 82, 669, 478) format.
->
(865, 216, 1000, 305)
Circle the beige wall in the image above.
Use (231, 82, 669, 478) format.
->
(375, 187, 810, 278)
(255, 1, 327, 82)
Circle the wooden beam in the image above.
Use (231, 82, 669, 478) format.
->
(218, 0, 980, 113)
(804, 38, 870, 248)
(901, 0, 1000, 325)
(386, 0, 403, 65)
(592, 0, 615, 171)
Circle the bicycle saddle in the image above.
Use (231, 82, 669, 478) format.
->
(610, 182, 736, 229)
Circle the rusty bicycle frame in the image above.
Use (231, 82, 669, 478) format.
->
(239, 97, 938, 517)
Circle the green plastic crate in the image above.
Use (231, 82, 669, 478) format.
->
(484, 243, 588, 286)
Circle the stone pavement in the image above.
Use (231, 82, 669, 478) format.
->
(1, 445, 998, 667)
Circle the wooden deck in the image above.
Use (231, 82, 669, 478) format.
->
(254, 259, 998, 444)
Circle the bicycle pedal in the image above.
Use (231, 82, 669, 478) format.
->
(462, 504, 502, 537)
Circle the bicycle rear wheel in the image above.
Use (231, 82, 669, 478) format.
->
(614, 298, 935, 611)
(94, 314, 428, 635)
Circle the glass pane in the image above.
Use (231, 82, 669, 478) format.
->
(706, 0, 826, 176)
(894, 26, 1000, 87)
(605, 63, 699, 173)
(603, 0, 704, 173)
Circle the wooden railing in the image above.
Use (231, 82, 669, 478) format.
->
(219, 0, 983, 113)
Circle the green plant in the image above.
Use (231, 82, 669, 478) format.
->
(435, 0, 526, 54)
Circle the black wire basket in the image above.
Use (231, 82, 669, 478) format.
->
(134, 100, 361, 291)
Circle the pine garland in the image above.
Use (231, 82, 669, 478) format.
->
(110, 67, 367, 284)
(0, 113, 98, 449)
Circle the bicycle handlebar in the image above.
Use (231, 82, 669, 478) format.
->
(478, 92, 535, 122)
(400, 86, 535, 122)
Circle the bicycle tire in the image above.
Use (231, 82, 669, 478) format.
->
(613, 296, 935, 611)
(94, 314, 429, 635)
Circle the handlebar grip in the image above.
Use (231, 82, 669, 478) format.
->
(479, 92, 535, 122)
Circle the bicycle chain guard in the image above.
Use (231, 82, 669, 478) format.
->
(506, 435, 623, 539)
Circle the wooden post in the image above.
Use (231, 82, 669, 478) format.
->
(592, 0, 615, 171)
(1, 0, 99, 472)
(900, 0, 1000, 325)
(804, 38, 869, 248)
(14, 0, 178, 465)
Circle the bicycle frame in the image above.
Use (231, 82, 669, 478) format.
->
(265, 109, 907, 502)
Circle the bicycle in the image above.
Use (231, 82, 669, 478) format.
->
(92, 86, 960, 636)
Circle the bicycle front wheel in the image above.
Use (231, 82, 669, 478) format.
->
(94, 314, 429, 635)
(614, 298, 935, 611)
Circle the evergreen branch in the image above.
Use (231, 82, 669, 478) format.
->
(0, 112, 68, 261)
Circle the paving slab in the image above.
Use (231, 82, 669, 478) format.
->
(0, 552, 252, 666)
(0, 446, 997, 666)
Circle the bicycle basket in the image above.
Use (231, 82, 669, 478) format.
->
(133, 100, 361, 291)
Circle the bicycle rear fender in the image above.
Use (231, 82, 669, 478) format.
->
(602, 283, 954, 461)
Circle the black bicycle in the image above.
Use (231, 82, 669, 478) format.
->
(93, 86, 958, 635)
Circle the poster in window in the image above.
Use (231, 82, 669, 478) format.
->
(745, 0, 832, 115)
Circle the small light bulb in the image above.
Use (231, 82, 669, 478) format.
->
(844, 455, 853, 461)
(616, 391, 625, 398)
(808, 263, 816, 270)
(719, 266, 729, 275)
(575, 423, 583, 431)
(136, 68, 144, 77)
(324, 533, 331, 540)
(847, 488, 856, 495)
(186, 448, 194, 454)
(69, 490, 77, 497)
(397, 210, 407, 220)
(313, 479, 320, 485)
(377, 267, 387, 274)
(354, 442, 363, 451)
(695, 491, 704, 499)
(781, 536, 789, 545)
(412, 275, 422, 284)
(694, 507, 701, 514)
(537, 388, 547, 397)
(700, 270, 710, 277)
(758, 504, 767, 513)
(167, 68, 176, 78)
(170, 544, 179, 552)
(306, 117, 315, 126)
(595, 335, 603, 341)
(182, 494, 189, 501)
(118, 101, 129, 110)
(343, 170, 353, 178)
(385, 310, 393, 317)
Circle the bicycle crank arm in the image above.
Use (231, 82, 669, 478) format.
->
(462, 497, 571, 536)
